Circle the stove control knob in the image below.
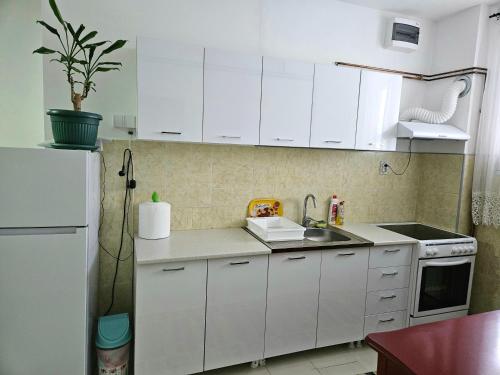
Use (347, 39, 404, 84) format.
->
(432, 249, 438, 256)
(425, 249, 433, 256)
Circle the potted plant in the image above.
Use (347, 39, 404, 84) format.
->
(34, 0, 127, 149)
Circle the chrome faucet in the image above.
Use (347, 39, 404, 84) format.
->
(302, 194, 317, 227)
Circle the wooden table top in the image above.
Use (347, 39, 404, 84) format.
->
(366, 311, 500, 375)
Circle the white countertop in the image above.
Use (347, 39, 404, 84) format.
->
(135, 228, 271, 264)
(335, 223, 417, 246)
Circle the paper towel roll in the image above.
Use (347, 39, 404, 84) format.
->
(138, 201, 171, 239)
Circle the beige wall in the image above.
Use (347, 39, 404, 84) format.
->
(0, 0, 44, 147)
(99, 140, 466, 315)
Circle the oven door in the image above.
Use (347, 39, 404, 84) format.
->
(413, 256, 475, 317)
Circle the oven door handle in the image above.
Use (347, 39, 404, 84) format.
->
(425, 259, 471, 267)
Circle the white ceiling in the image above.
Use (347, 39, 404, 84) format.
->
(338, 0, 495, 20)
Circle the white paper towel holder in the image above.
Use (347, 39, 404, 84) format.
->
(138, 192, 171, 240)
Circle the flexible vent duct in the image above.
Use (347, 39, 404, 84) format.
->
(400, 76, 471, 124)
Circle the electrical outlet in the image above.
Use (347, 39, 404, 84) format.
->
(379, 161, 389, 175)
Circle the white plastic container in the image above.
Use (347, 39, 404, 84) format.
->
(247, 217, 305, 242)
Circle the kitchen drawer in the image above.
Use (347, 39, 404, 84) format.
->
(369, 245, 412, 268)
(367, 266, 410, 292)
(364, 310, 406, 336)
(365, 288, 409, 315)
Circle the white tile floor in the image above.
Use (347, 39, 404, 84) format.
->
(203, 343, 377, 375)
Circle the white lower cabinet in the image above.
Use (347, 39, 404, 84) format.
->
(204, 255, 268, 370)
(265, 251, 321, 358)
(316, 248, 369, 347)
(134, 260, 207, 375)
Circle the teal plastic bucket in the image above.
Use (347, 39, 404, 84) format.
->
(47, 109, 102, 146)
(96, 313, 132, 375)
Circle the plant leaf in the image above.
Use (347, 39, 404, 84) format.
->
(98, 61, 122, 66)
(72, 67, 84, 74)
(36, 20, 60, 37)
(33, 47, 57, 54)
(66, 22, 85, 40)
(48, 0, 65, 29)
(94, 67, 120, 72)
(89, 46, 96, 63)
(74, 24, 85, 39)
(69, 57, 86, 64)
(66, 22, 75, 36)
(80, 31, 98, 45)
(84, 41, 109, 49)
(102, 40, 127, 54)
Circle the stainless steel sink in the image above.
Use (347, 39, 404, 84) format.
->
(304, 228, 351, 242)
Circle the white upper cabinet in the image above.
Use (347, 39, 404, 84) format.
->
(260, 57, 314, 147)
(355, 70, 402, 151)
(310, 65, 360, 149)
(203, 49, 262, 145)
(137, 37, 203, 142)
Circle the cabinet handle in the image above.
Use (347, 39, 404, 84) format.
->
(220, 135, 242, 139)
(287, 256, 306, 261)
(379, 317, 395, 323)
(161, 131, 182, 135)
(162, 267, 185, 272)
(338, 252, 355, 256)
(274, 137, 294, 142)
(324, 140, 342, 144)
(229, 261, 250, 265)
(382, 271, 399, 276)
(380, 294, 397, 300)
(385, 248, 401, 253)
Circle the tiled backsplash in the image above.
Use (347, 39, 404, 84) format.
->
(99, 140, 468, 315)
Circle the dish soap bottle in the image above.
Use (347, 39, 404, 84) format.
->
(328, 194, 339, 225)
(335, 201, 345, 225)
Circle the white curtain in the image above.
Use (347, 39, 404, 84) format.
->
(472, 21, 500, 227)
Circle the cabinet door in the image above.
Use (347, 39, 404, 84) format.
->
(205, 255, 268, 370)
(203, 49, 262, 145)
(134, 260, 207, 375)
(137, 37, 203, 142)
(310, 65, 360, 149)
(260, 57, 314, 147)
(265, 251, 321, 358)
(316, 248, 369, 347)
(355, 70, 402, 151)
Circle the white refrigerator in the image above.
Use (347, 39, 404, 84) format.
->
(0, 147, 100, 375)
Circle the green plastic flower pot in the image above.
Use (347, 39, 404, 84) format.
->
(47, 109, 102, 146)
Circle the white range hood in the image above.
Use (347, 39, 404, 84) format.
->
(397, 121, 470, 141)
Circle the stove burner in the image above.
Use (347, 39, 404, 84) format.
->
(378, 223, 466, 241)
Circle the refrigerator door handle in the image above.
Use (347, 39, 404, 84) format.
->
(0, 227, 79, 236)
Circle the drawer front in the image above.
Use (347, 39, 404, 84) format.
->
(367, 266, 410, 292)
(364, 310, 406, 337)
(369, 245, 412, 268)
(365, 288, 409, 315)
